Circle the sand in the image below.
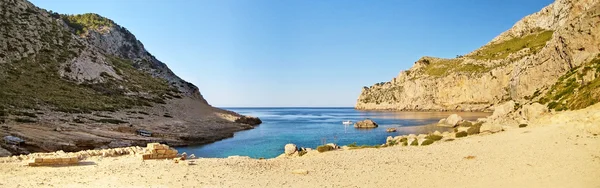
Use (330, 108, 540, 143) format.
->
(1, 108, 599, 187)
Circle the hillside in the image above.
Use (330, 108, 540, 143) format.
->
(0, 0, 260, 156)
(356, 0, 600, 112)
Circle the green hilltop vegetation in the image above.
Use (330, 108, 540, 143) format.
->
(60, 13, 115, 35)
(538, 55, 600, 111)
(469, 29, 554, 60)
(417, 29, 554, 78)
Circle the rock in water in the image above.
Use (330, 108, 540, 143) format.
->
(284, 144, 297, 155)
(386, 128, 397, 132)
(354, 119, 378, 128)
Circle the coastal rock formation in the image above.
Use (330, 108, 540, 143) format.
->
(356, 0, 600, 112)
(0, 0, 260, 156)
(354, 119, 378, 128)
(438, 114, 463, 127)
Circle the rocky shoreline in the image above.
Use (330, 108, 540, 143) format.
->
(0, 103, 598, 187)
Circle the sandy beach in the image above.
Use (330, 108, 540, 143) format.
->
(1, 107, 599, 188)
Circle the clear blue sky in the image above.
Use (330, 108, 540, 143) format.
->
(31, 0, 553, 107)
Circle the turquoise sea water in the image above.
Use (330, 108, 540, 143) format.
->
(176, 108, 489, 159)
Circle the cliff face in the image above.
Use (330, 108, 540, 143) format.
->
(356, 0, 600, 111)
(0, 0, 259, 155)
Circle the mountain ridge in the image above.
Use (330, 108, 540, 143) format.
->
(0, 0, 260, 156)
(356, 0, 600, 112)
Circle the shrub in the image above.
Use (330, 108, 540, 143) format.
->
(402, 141, 408, 146)
(95, 119, 128, 124)
(388, 140, 397, 146)
(425, 134, 443, 141)
(421, 139, 435, 146)
(456, 131, 468, 138)
(467, 123, 482, 135)
(410, 139, 419, 146)
(15, 118, 37, 123)
(317, 145, 335, 153)
(399, 137, 408, 142)
(347, 142, 358, 147)
(519, 124, 528, 128)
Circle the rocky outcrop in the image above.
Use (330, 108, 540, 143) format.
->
(0, 0, 260, 156)
(437, 114, 463, 127)
(284, 144, 297, 155)
(356, 0, 600, 111)
(354, 119, 378, 128)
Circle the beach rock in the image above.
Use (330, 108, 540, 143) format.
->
(386, 136, 394, 143)
(292, 169, 309, 175)
(433, 131, 442, 136)
(491, 101, 515, 119)
(235, 116, 262, 126)
(354, 119, 378, 128)
(438, 114, 463, 127)
(0, 147, 11, 157)
(480, 123, 503, 133)
(438, 118, 446, 124)
(284, 144, 297, 155)
(457, 127, 470, 133)
(522, 103, 548, 120)
(386, 128, 397, 132)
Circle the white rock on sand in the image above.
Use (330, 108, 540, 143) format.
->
(438, 114, 463, 127)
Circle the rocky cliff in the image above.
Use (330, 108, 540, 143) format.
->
(0, 0, 260, 156)
(356, 0, 600, 112)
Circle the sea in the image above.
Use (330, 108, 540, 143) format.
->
(176, 107, 490, 159)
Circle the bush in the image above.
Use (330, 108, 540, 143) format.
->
(317, 145, 335, 153)
(388, 140, 397, 146)
(458, 121, 473, 127)
(410, 139, 419, 146)
(95, 119, 128, 124)
(421, 139, 435, 146)
(402, 141, 408, 146)
(15, 118, 37, 123)
(519, 124, 528, 128)
(425, 134, 443, 141)
(456, 131, 468, 138)
(467, 124, 482, 135)
(347, 142, 358, 147)
(399, 137, 408, 142)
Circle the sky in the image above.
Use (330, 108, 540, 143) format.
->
(30, 0, 554, 107)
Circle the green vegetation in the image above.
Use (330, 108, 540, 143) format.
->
(519, 124, 528, 128)
(421, 58, 491, 77)
(458, 121, 473, 127)
(399, 137, 408, 142)
(347, 142, 386, 149)
(456, 131, 468, 138)
(61, 13, 114, 35)
(316, 145, 335, 152)
(425, 134, 443, 141)
(15, 118, 37, 123)
(539, 56, 600, 111)
(95, 119, 128, 124)
(467, 123, 482, 135)
(421, 139, 435, 146)
(410, 139, 419, 146)
(0, 21, 179, 114)
(469, 29, 554, 60)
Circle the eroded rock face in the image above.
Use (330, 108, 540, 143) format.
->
(235, 116, 262, 126)
(356, 0, 600, 111)
(354, 119, 378, 128)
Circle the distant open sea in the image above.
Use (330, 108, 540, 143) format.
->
(176, 107, 490, 159)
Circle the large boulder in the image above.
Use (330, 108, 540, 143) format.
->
(354, 119, 378, 128)
(235, 116, 262, 126)
(480, 123, 503, 133)
(522, 103, 548, 121)
(437, 114, 463, 127)
(491, 101, 515, 119)
(284, 144, 297, 155)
